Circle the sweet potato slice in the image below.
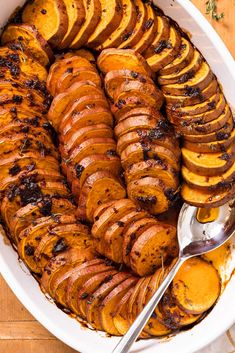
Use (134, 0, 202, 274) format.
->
(22, 0, 68, 48)
(96, 0, 136, 50)
(184, 127, 235, 153)
(127, 177, 178, 215)
(117, 129, 180, 157)
(104, 209, 147, 263)
(118, 0, 147, 49)
(143, 15, 170, 56)
(181, 182, 235, 208)
(115, 106, 162, 123)
(112, 286, 135, 335)
(114, 80, 164, 110)
(162, 62, 214, 96)
(56, 67, 101, 94)
(104, 69, 152, 100)
(66, 261, 113, 314)
(172, 258, 221, 314)
(114, 115, 157, 138)
(125, 160, 179, 189)
(85, 272, 131, 330)
(77, 171, 126, 222)
(69, 0, 101, 48)
(72, 154, 122, 188)
(72, 49, 96, 63)
(146, 26, 182, 72)
(160, 290, 202, 329)
(87, 0, 123, 48)
(159, 38, 194, 76)
(159, 49, 203, 85)
(58, 0, 85, 49)
(182, 162, 235, 191)
(68, 137, 117, 164)
(1, 24, 54, 66)
(99, 277, 138, 335)
(47, 56, 94, 96)
(130, 223, 177, 276)
(77, 269, 118, 318)
(122, 217, 158, 268)
(132, 3, 157, 54)
(51, 259, 103, 306)
(170, 93, 226, 127)
(121, 142, 180, 171)
(183, 117, 234, 144)
(92, 198, 137, 238)
(48, 81, 101, 129)
(62, 124, 113, 154)
(97, 48, 153, 77)
(182, 146, 235, 176)
(164, 79, 218, 107)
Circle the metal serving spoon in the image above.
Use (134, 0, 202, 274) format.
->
(112, 200, 235, 353)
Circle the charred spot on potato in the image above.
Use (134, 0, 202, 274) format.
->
(154, 40, 172, 54)
(52, 238, 68, 255)
(9, 164, 21, 176)
(136, 196, 157, 205)
(75, 164, 85, 179)
(24, 244, 35, 256)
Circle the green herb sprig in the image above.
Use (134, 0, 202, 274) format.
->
(206, 0, 224, 21)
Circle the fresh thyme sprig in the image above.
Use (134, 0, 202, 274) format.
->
(206, 0, 224, 21)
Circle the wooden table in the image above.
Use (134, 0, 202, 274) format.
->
(0, 1, 235, 353)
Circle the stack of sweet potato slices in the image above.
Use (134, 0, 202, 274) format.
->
(0, 44, 96, 279)
(157, 38, 235, 207)
(98, 49, 181, 215)
(47, 54, 127, 222)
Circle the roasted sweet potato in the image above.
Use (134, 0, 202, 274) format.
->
(22, 0, 68, 48)
(58, 0, 85, 49)
(59, 95, 110, 132)
(159, 38, 194, 76)
(164, 79, 218, 107)
(183, 115, 233, 143)
(85, 272, 131, 330)
(112, 286, 134, 335)
(182, 146, 235, 176)
(184, 127, 235, 153)
(159, 49, 203, 85)
(182, 162, 235, 190)
(122, 217, 158, 268)
(143, 15, 170, 57)
(166, 90, 221, 119)
(48, 81, 102, 129)
(77, 269, 118, 318)
(65, 260, 113, 314)
(132, 3, 157, 54)
(51, 258, 103, 306)
(118, 0, 147, 49)
(162, 62, 214, 96)
(181, 182, 235, 208)
(47, 56, 95, 96)
(97, 48, 153, 78)
(130, 223, 178, 276)
(95, 0, 137, 50)
(104, 209, 147, 263)
(127, 177, 178, 215)
(104, 69, 152, 100)
(99, 277, 137, 335)
(77, 171, 126, 222)
(169, 93, 226, 127)
(113, 80, 164, 110)
(56, 67, 101, 94)
(125, 160, 179, 189)
(121, 142, 180, 171)
(146, 26, 182, 72)
(1, 24, 54, 67)
(62, 124, 113, 154)
(69, 0, 101, 48)
(114, 115, 157, 138)
(172, 258, 221, 314)
(87, 0, 123, 48)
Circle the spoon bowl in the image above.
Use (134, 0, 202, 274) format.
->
(112, 200, 235, 353)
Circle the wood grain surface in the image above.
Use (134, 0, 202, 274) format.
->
(0, 1, 234, 353)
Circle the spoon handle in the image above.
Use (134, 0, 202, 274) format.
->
(112, 257, 186, 353)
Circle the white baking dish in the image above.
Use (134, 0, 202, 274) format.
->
(0, 1, 235, 353)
